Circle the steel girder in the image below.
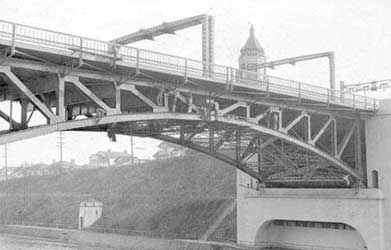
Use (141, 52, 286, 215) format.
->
(0, 60, 367, 187)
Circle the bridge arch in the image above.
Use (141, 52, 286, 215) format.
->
(0, 112, 359, 183)
(254, 219, 367, 250)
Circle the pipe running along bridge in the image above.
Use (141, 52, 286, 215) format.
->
(0, 16, 378, 189)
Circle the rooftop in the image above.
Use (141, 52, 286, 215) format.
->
(240, 25, 264, 54)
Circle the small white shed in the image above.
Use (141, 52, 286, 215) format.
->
(78, 198, 103, 229)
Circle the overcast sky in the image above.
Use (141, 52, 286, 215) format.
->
(0, 0, 390, 166)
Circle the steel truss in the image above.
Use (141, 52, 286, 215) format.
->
(0, 61, 366, 188)
(0, 31, 368, 187)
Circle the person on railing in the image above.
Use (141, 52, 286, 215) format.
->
(108, 43, 120, 58)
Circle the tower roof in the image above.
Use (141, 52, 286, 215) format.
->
(240, 25, 264, 54)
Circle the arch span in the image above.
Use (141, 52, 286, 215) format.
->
(0, 112, 360, 182)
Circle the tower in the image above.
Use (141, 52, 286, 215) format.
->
(238, 25, 266, 79)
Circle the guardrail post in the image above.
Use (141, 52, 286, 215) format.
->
(184, 58, 188, 83)
(136, 48, 140, 75)
(364, 95, 367, 110)
(226, 67, 231, 91)
(78, 37, 83, 65)
(298, 82, 302, 104)
(327, 89, 330, 106)
(231, 67, 234, 85)
(353, 94, 356, 111)
(11, 24, 16, 55)
(266, 76, 270, 97)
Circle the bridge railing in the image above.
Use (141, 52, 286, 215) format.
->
(0, 19, 379, 111)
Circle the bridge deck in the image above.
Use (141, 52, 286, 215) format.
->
(0, 19, 378, 112)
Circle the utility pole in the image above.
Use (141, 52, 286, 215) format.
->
(4, 144, 7, 181)
(130, 136, 134, 165)
(59, 132, 63, 162)
(56, 132, 64, 165)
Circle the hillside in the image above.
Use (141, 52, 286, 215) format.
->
(0, 153, 237, 241)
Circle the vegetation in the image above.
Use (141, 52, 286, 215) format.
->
(0, 153, 237, 241)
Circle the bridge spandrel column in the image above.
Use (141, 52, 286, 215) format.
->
(20, 98, 29, 128)
(56, 75, 66, 121)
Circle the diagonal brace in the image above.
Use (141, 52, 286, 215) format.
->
(249, 108, 270, 124)
(219, 101, 247, 115)
(337, 121, 358, 158)
(120, 84, 167, 112)
(0, 66, 58, 123)
(0, 109, 21, 128)
(240, 136, 260, 162)
(281, 112, 308, 133)
(271, 143, 298, 170)
(65, 76, 117, 115)
(310, 117, 334, 145)
(214, 129, 235, 151)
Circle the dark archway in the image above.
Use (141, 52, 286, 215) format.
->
(255, 219, 367, 250)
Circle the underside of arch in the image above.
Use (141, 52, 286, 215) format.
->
(0, 112, 361, 185)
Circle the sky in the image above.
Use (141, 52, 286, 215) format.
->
(0, 0, 390, 166)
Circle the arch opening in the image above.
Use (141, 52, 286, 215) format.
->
(255, 219, 367, 250)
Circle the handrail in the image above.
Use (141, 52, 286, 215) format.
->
(0, 19, 379, 111)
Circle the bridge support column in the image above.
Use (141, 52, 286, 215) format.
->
(268, 107, 281, 130)
(236, 187, 384, 250)
(20, 98, 29, 128)
(355, 119, 365, 184)
(115, 82, 121, 113)
(56, 75, 65, 121)
(365, 99, 391, 250)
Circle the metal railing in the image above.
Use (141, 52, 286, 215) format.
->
(0, 19, 379, 111)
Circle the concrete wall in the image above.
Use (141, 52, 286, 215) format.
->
(365, 99, 391, 250)
(0, 224, 229, 250)
(257, 222, 365, 250)
(78, 204, 102, 229)
(236, 175, 385, 250)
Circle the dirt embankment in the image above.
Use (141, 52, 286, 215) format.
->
(0, 153, 237, 241)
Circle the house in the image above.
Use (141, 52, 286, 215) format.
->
(79, 198, 103, 229)
(153, 142, 188, 160)
(0, 166, 20, 181)
(0, 160, 78, 180)
(89, 150, 139, 167)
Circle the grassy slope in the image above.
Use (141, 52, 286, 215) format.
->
(0, 153, 236, 240)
